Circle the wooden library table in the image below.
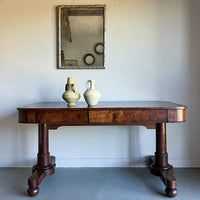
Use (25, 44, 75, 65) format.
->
(17, 101, 187, 197)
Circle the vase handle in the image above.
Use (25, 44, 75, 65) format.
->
(86, 80, 91, 89)
(72, 84, 78, 93)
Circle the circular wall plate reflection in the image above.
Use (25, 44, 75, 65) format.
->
(94, 43, 104, 55)
(83, 53, 95, 65)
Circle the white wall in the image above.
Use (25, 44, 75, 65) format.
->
(0, 0, 199, 167)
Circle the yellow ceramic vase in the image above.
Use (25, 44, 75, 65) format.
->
(62, 77, 80, 107)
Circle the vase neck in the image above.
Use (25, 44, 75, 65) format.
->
(90, 80, 95, 89)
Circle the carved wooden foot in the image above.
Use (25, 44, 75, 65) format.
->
(27, 186, 39, 197)
(165, 187, 178, 198)
(150, 156, 178, 198)
(27, 156, 56, 197)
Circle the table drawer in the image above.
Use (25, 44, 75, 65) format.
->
(89, 110, 168, 123)
(36, 110, 88, 123)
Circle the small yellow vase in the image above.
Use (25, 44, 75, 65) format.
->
(62, 77, 80, 107)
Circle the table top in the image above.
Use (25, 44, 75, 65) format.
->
(17, 101, 187, 124)
(17, 101, 187, 110)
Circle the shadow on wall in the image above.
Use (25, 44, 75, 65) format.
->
(0, 112, 37, 167)
(188, 0, 200, 155)
(128, 126, 154, 167)
(128, 126, 143, 166)
(153, 0, 200, 164)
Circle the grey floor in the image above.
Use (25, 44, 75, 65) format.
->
(0, 168, 199, 200)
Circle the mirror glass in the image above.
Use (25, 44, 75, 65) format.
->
(57, 5, 105, 69)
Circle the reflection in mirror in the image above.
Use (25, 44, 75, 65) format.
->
(57, 5, 105, 69)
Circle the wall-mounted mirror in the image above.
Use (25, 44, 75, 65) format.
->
(57, 5, 105, 69)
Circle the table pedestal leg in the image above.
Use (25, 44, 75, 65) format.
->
(150, 123, 178, 197)
(27, 124, 56, 196)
